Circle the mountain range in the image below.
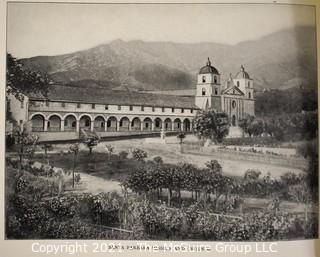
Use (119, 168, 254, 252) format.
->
(20, 26, 317, 92)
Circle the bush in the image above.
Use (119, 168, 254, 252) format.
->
(131, 148, 148, 162)
(153, 156, 163, 165)
(118, 151, 129, 159)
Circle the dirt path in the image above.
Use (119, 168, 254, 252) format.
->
(73, 172, 123, 195)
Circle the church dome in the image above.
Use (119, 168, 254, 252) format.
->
(199, 58, 219, 75)
(235, 65, 250, 79)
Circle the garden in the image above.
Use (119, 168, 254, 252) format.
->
(5, 137, 318, 240)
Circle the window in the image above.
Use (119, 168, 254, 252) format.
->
(77, 103, 81, 108)
(232, 100, 236, 109)
(64, 120, 68, 126)
(181, 108, 184, 113)
(191, 109, 193, 113)
(249, 92, 251, 99)
(214, 76, 217, 84)
(92, 103, 95, 109)
(118, 105, 121, 110)
(61, 102, 65, 108)
(237, 81, 240, 87)
(72, 121, 76, 128)
(177, 123, 180, 129)
(202, 76, 206, 83)
(120, 120, 123, 127)
(85, 119, 90, 127)
(107, 120, 111, 127)
(202, 88, 206, 96)
(47, 121, 50, 128)
(145, 123, 149, 128)
(19, 120, 23, 124)
(129, 105, 133, 111)
(141, 106, 144, 111)
(215, 88, 218, 95)
(162, 107, 165, 112)
(172, 108, 175, 113)
(152, 106, 155, 112)
(105, 105, 108, 110)
(155, 120, 160, 127)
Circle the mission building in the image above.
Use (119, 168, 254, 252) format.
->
(6, 58, 255, 141)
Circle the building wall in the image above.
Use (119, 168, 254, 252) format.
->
(28, 99, 196, 135)
(29, 100, 195, 117)
(7, 93, 29, 125)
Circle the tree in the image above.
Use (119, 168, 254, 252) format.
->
(247, 119, 264, 137)
(193, 109, 229, 143)
(69, 144, 79, 188)
(177, 133, 186, 153)
(82, 135, 100, 155)
(13, 122, 39, 172)
(238, 115, 254, 137)
(41, 143, 53, 165)
(6, 53, 51, 101)
(131, 148, 148, 162)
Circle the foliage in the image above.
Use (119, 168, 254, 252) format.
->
(6, 53, 51, 101)
(177, 133, 186, 143)
(82, 135, 100, 155)
(12, 123, 39, 171)
(118, 151, 129, 160)
(131, 148, 148, 162)
(255, 88, 317, 116)
(105, 145, 114, 155)
(193, 109, 229, 143)
(153, 156, 163, 166)
(238, 111, 317, 141)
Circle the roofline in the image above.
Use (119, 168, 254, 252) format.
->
(29, 97, 200, 110)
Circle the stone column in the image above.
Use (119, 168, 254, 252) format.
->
(61, 119, 65, 132)
(181, 122, 184, 132)
(90, 120, 94, 132)
(140, 121, 144, 131)
(151, 121, 155, 131)
(171, 121, 175, 131)
(104, 120, 108, 132)
(44, 120, 48, 132)
(76, 120, 80, 133)
(129, 120, 132, 131)
(117, 120, 120, 132)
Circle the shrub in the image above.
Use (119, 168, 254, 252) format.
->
(131, 148, 148, 162)
(244, 169, 261, 181)
(119, 151, 129, 160)
(75, 173, 81, 183)
(153, 156, 163, 165)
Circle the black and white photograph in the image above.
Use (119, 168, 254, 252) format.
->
(4, 2, 319, 241)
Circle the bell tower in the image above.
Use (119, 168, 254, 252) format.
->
(195, 58, 222, 111)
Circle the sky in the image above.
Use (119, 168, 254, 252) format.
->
(7, 2, 316, 58)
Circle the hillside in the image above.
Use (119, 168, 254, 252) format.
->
(20, 26, 317, 92)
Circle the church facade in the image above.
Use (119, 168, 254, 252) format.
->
(195, 59, 255, 126)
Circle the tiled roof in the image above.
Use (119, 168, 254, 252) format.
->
(28, 85, 199, 109)
(199, 65, 219, 75)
